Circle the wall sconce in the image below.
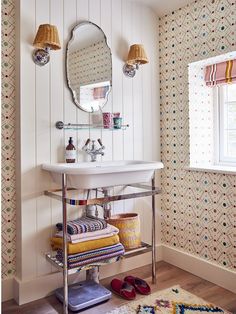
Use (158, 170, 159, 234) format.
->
(123, 44, 148, 78)
(32, 24, 61, 66)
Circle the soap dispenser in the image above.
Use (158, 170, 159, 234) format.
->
(65, 137, 76, 163)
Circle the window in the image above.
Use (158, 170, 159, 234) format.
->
(215, 84, 236, 166)
(188, 52, 236, 173)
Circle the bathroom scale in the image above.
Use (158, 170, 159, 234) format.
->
(55, 280, 112, 311)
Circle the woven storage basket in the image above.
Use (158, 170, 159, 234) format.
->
(108, 213, 141, 249)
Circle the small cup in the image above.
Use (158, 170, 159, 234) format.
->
(113, 112, 120, 118)
(103, 112, 113, 129)
(113, 117, 122, 129)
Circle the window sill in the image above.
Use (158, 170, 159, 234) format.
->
(185, 165, 236, 175)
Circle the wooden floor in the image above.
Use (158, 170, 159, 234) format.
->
(2, 261, 236, 314)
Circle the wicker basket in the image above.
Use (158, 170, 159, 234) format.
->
(108, 213, 141, 249)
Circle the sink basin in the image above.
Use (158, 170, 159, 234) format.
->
(42, 160, 164, 189)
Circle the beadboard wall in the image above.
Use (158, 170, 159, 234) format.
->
(13, 0, 160, 302)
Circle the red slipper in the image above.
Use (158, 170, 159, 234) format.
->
(110, 278, 136, 300)
(124, 276, 151, 295)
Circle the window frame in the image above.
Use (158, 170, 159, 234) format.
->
(214, 85, 236, 166)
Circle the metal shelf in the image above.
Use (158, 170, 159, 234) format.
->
(44, 174, 159, 314)
(123, 241, 152, 258)
(55, 121, 129, 131)
(44, 184, 161, 206)
(46, 254, 121, 275)
(46, 242, 152, 274)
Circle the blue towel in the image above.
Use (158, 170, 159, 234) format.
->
(56, 215, 107, 235)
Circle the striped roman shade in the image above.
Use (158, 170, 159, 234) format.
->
(204, 59, 236, 86)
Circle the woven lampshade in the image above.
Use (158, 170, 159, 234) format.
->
(127, 44, 148, 65)
(33, 24, 61, 50)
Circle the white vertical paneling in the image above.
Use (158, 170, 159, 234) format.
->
(76, 0, 90, 161)
(51, 0, 65, 164)
(138, 5, 153, 243)
(20, 0, 37, 280)
(35, 0, 51, 276)
(122, 0, 134, 212)
(100, 0, 114, 214)
(77, 0, 89, 22)
(151, 13, 160, 162)
(101, 0, 113, 161)
(132, 2, 143, 160)
(63, 1, 87, 224)
(142, 6, 153, 161)
(88, 0, 102, 160)
(50, 0, 65, 270)
(133, 5, 149, 242)
(122, 0, 133, 161)
(151, 14, 162, 245)
(111, 0, 123, 161)
(112, 0, 124, 214)
(64, 0, 78, 159)
(131, 2, 144, 238)
(19, 0, 160, 282)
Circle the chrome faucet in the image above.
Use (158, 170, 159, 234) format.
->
(82, 138, 105, 162)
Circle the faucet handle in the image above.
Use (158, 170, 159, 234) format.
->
(82, 138, 90, 151)
(85, 138, 91, 146)
(97, 138, 103, 147)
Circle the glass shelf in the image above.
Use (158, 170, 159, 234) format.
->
(55, 121, 129, 131)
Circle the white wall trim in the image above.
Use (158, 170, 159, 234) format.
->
(3, 246, 163, 304)
(162, 244, 236, 294)
(4, 245, 235, 304)
(12, 271, 85, 305)
(2, 277, 14, 302)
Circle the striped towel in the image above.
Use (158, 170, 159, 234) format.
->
(56, 215, 107, 235)
(56, 243, 125, 269)
(55, 224, 119, 243)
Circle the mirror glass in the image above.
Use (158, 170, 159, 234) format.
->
(66, 22, 112, 113)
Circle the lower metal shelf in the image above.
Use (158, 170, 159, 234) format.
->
(46, 242, 152, 275)
(46, 254, 120, 275)
(124, 241, 152, 258)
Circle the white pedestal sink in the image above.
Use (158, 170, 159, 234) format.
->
(42, 160, 164, 189)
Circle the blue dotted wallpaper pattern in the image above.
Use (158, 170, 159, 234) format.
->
(1, 0, 236, 281)
(68, 40, 112, 88)
(1, 0, 16, 279)
(159, 0, 236, 270)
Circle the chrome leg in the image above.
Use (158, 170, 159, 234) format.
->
(152, 175, 156, 284)
(95, 189, 98, 218)
(85, 189, 91, 216)
(62, 174, 68, 314)
(86, 188, 99, 283)
(102, 188, 111, 219)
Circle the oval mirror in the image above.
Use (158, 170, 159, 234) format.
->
(66, 22, 112, 113)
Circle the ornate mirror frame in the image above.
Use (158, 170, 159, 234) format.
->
(66, 21, 112, 113)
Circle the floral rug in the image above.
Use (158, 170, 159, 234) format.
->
(106, 285, 231, 314)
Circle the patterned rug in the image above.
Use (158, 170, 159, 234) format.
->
(106, 286, 231, 314)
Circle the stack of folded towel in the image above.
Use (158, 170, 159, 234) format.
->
(51, 216, 124, 269)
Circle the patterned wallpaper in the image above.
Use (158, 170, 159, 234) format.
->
(68, 39, 112, 89)
(159, 0, 236, 270)
(1, 0, 236, 281)
(1, 0, 16, 279)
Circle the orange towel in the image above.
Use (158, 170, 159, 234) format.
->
(51, 234, 120, 255)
